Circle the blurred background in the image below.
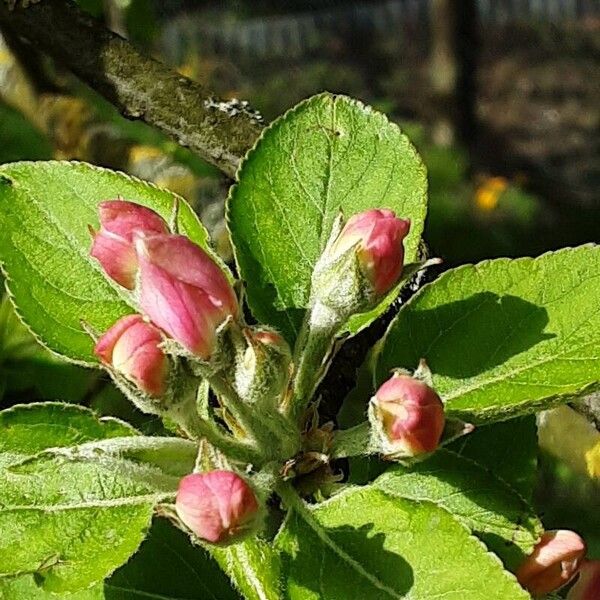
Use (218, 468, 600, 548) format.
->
(0, 0, 598, 581)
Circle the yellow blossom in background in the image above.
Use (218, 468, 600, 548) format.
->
(585, 441, 600, 479)
(538, 406, 600, 480)
(475, 176, 508, 212)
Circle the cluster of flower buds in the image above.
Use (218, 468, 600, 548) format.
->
(516, 530, 587, 597)
(369, 371, 446, 459)
(175, 470, 261, 545)
(311, 209, 411, 321)
(90, 200, 238, 396)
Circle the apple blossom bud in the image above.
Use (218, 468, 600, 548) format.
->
(516, 530, 586, 596)
(134, 233, 238, 359)
(368, 373, 445, 458)
(175, 471, 260, 544)
(90, 200, 169, 289)
(94, 314, 169, 396)
(311, 210, 410, 324)
(235, 327, 292, 405)
(567, 560, 600, 600)
(331, 209, 410, 295)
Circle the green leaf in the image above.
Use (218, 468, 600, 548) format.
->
(211, 537, 282, 600)
(0, 402, 135, 469)
(0, 575, 102, 600)
(275, 486, 529, 599)
(105, 519, 241, 600)
(373, 449, 542, 570)
(0, 161, 215, 365)
(377, 246, 600, 423)
(228, 93, 427, 342)
(449, 416, 538, 502)
(0, 403, 188, 593)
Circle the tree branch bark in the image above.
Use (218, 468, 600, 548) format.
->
(0, 0, 262, 177)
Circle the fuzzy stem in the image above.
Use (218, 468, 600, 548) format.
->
(206, 371, 299, 462)
(168, 397, 261, 465)
(287, 301, 340, 424)
(276, 479, 307, 513)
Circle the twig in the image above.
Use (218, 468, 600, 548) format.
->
(0, 0, 262, 177)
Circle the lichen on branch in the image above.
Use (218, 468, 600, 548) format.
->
(0, 0, 262, 177)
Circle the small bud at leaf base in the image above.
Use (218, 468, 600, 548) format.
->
(567, 560, 600, 600)
(94, 314, 169, 396)
(176, 471, 260, 544)
(369, 374, 445, 458)
(331, 209, 410, 295)
(235, 327, 292, 405)
(90, 200, 169, 289)
(517, 530, 586, 596)
(135, 233, 238, 358)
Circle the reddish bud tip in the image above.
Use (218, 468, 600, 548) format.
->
(370, 374, 445, 457)
(253, 329, 285, 348)
(517, 530, 586, 596)
(90, 200, 168, 289)
(175, 471, 260, 544)
(134, 233, 238, 358)
(333, 209, 411, 295)
(567, 560, 600, 600)
(94, 314, 169, 396)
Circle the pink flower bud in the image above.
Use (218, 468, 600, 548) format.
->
(332, 209, 410, 295)
(90, 200, 169, 289)
(370, 374, 445, 457)
(176, 471, 260, 544)
(517, 530, 586, 596)
(567, 560, 600, 600)
(94, 314, 169, 396)
(134, 233, 238, 358)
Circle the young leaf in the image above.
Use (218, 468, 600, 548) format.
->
(211, 538, 282, 600)
(0, 402, 136, 469)
(377, 246, 600, 423)
(0, 403, 190, 593)
(228, 93, 427, 342)
(373, 449, 542, 570)
(0, 576, 102, 600)
(0, 161, 215, 365)
(275, 486, 529, 599)
(106, 518, 241, 600)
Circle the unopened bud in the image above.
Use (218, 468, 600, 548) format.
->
(175, 471, 260, 544)
(90, 200, 168, 289)
(311, 210, 410, 320)
(517, 530, 586, 596)
(235, 327, 291, 405)
(94, 314, 169, 396)
(331, 209, 411, 295)
(134, 233, 238, 359)
(567, 560, 600, 600)
(368, 373, 445, 459)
